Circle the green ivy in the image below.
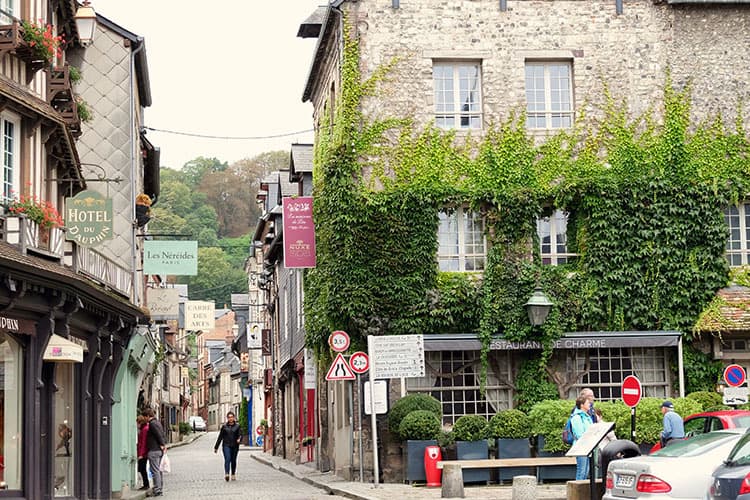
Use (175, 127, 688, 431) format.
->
(304, 22, 750, 394)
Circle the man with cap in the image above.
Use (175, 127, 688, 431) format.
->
(660, 400, 685, 448)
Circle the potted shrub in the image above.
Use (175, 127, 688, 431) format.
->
(529, 399, 577, 482)
(388, 393, 442, 482)
(486, 409, 532, 483)
(398, 410, 442, 483)
(452, 414, 489, 484)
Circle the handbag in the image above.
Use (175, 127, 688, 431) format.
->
(160, 452, 171, 473)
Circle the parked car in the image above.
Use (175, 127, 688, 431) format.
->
(709, 429, 750, 499)
(188, 416, 207, 431)
(650, 410, 750, 453)
(604, 429, 745, 499)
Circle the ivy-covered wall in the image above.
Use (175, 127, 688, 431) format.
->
(304, 21, 750, 394)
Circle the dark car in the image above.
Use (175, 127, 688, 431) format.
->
(709, 429, 750, 499)
(650, 410, 750, 454)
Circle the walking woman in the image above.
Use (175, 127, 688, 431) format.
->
(136, 415, 150, 490)
(214, 411, 242, 481)
(571, 395, 594, 480)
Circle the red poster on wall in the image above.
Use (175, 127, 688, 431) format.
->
(282, 196, 317, 268)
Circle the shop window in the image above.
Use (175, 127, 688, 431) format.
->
(0, 332, 23, 490)
(53, 363, 75, 497)
(406, 350, 512, 425)
(438, 207, 486, 272)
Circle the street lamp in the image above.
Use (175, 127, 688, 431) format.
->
(74, 0, 97, 46)
(524, 286, 553, 326)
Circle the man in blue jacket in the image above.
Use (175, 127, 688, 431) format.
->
(660, 400, 685, 448)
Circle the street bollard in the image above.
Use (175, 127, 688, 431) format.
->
(441, 463, 465, 498)
(511, 475, 536, 500)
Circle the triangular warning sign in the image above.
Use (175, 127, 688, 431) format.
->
(325, 352, 355, 381)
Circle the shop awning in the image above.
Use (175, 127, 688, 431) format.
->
(423, 330, 682, 351)
(43, 334, 84, 363)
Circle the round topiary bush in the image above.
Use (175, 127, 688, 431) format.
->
(452, 414, 488, 442)
(686, 391, 723, 411)
(388, 393, 442, 434)
(398, 410, 442, 441)
(486, 409, 531, 439)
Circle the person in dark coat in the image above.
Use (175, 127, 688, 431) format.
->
(214, 411, 242, 481)
(143, 408, 166, 496)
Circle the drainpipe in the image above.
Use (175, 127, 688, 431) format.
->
(129, 38, 145, 306)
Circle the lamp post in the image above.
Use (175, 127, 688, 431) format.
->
(74, 0, 97, 46)
(524, 286, 553, 326)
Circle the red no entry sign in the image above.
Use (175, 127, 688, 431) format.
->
(622, 375, 642, 407)
(724, 364, 747, 388)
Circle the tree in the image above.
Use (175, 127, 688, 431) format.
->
(181, 157, 228, 187)
(179, 247, 248, 306)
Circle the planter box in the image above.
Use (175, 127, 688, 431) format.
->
(496, 438, 532, 483)
(456, 440, 489, 484)
(405, 440, 437, 483)
(535, 435, 576, 483)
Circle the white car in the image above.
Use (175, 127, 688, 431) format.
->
(603, 429, 745, 499)
(188, 416, 206, 431)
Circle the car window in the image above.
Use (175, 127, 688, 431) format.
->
(733, 416, 750, 428)
(684, 416, 707, 436)
(651, 431, 737, 457)
(709, 417, 724, 432)
(727, 433, 750, 465)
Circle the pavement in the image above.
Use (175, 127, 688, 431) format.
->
(121, 434, 569, 500)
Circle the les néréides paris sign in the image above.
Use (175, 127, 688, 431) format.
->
(143, 240, 198, 276)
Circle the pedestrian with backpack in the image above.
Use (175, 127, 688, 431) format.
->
(571, 396, 594, 480)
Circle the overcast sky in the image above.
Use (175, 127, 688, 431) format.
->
(91, 1, 320, 170)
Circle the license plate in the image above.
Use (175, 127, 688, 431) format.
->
(615, 474, 635, 488)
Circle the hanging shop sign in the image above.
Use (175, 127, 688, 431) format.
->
(64, 190, 113, 247)
(282, 196, 316, 268)
(143, 240, 198, 275)
(184, 300, 215, 330)
(146, 288, 180, 320)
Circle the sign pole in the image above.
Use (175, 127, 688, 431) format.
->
(630, 407, 636, 442)
(358, 374, 364, 482)
(367, 335, 379, 487)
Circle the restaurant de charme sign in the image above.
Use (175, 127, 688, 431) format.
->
(65, 190, 113, 247)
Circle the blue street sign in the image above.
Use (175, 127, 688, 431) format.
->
(256, 435, 263, 447)
(724, 364, 747, 388)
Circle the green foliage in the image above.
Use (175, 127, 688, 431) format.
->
(178, 422, 192, 435)
(515, 359, 559, 413)
(181, 157, 228, 186)
(398, 410, 442, 441)
(181, 247, 248, 305)
(238, 397, 248, 439)
(528, 399, 575, 452)
(387, 393, 442, 434)
(686, 391, 723, 411)
(682, 344, 724, 393)
(452, 414, 488, 442)
(486, 409, 531, 439)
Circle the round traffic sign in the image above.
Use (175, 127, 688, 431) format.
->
(256, 436, 263, 447)
(256, 426, 263, 436)
(328, 330, 350, 352)
(724, 364, 747, 388)
(621, 375, 642, 407)
(349, 351, 369, 374)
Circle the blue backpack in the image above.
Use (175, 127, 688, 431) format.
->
(561, 416, 574, 445)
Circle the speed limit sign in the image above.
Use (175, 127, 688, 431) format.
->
(329, 330, 350, 352)
(349, 351, 369, 374)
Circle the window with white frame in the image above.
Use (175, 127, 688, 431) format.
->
(566, 347, 669, 401)
(537, 209, 576, 265)
(525, 61, 573, 129)
(725, 203, 750, 266)
(438, 207, 486, 272)
(0, 114, 19, 204)
(433, 62, 482, 130)
(0, 0, 14, 24)
(406, 350, 513, 425)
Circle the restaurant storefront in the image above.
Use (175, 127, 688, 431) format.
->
(0, 243, 144, 499)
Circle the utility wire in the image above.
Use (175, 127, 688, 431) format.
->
(143, 126, 315, 141)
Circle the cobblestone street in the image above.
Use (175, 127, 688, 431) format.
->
(152, 433, 344, 499)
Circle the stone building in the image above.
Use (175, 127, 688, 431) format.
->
(291, 0, 750, 482)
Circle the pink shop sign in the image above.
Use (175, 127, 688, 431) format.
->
(282, 196, 317, 268)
